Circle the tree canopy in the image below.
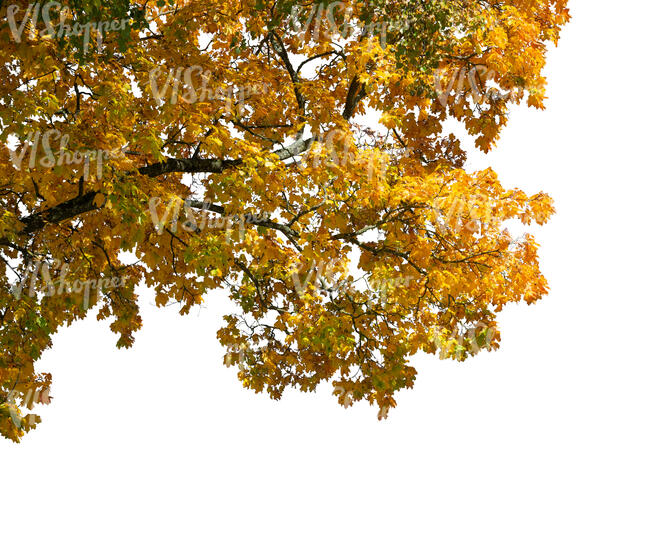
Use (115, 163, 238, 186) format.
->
(0, 0, 570, 441)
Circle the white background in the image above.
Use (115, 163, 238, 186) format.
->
(3, 1, 650, 540)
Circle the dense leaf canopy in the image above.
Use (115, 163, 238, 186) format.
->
(0, 0, 569, 440)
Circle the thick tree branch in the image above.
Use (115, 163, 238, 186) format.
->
(138, 157, 242, 177)
(1, 135, 315, 245)
(17, 190, 100, 236)
(343, 75, 367, 120)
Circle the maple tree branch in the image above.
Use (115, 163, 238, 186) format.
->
(138, 157, 243, 177)
(234, 259, 286, 314)
(185, 199, 302, 250)
(1, 134, 321, 244)
(343, 75, 367, 120)
(350, 239, 427, 276)
(268, 31, 306, 117)
(296, 51, 340, 74)
(16, 190, 100, 237)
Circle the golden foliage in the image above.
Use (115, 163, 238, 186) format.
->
(0, 0, 569, 440)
